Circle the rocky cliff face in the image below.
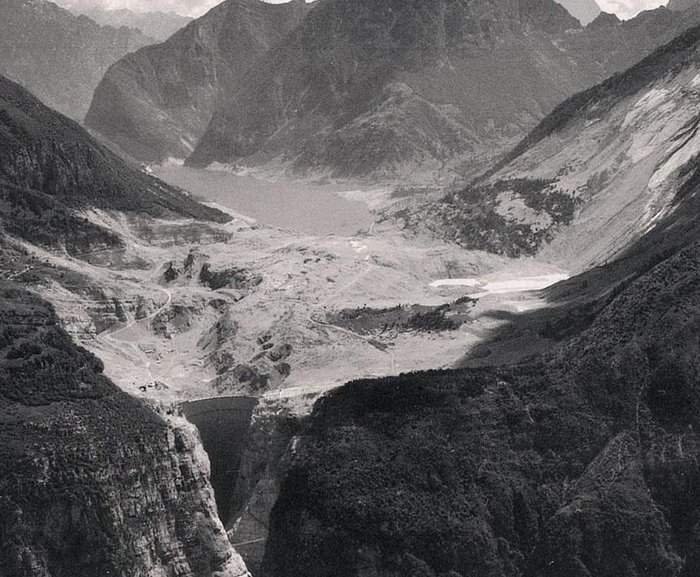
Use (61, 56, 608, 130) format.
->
(0, 282, 251, 577)
(430, 23, 700, 270)
(85, 0, 309, 163)
(0, 0, 154, 121)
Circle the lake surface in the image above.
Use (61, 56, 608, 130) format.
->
(154, 166, 374, 236)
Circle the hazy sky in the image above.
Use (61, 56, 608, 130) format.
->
(58, 0, 670, 20)
(597, 0, 669, 19)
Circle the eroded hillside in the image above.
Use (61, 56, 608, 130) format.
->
(430, 24, 700, 270)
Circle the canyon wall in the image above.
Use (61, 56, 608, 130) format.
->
(0, 282, 251, 577)
(181, 397, 259, 524)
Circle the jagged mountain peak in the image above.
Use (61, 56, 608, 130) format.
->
(60, 3, 193, 40)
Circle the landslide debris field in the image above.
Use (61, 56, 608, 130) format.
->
(3, 172, 569, 412)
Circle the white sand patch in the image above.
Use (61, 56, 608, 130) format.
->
(161, 157, 185, 167)
(429, 278, 483, 288)
(430, 273, 568, 292)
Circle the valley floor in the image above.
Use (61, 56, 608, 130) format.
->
(25, 168, 569, 414)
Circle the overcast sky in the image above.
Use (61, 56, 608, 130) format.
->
(597, 0, 669, 18)
(57, 0, 670, 20)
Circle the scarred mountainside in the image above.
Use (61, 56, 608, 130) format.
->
(0, 282, 251, 577)
(183, 0, 700, 181)
(0, 75, 229, 225)
(262, 60, 700, 577)
(85, 0, 309, 163)
(553, 0, 600, 24)
(430, 24, 700, 270)
(0, 0, 154, 121)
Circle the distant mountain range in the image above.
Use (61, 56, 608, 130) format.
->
(85, 0, 309, 163)
(58, 0, 192, 40)
(0, 0, 155, 121)
(87, 0, 700, 182)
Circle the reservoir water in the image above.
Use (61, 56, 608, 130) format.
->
(154, 166, 374, 236)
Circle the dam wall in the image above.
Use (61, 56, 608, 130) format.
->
(180, 396, 258, 524)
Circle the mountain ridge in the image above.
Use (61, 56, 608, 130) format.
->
(427, 22, 700, 270)
(0, 0, 155, 121)
(186, 0, 700, 180)
(85, 0, 310, 163)
(87, 0, 700, 181)
(0, 74, 229, 223)
(58, 1, 192, 39)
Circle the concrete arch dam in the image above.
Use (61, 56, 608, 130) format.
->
(180, 396, 258, 523)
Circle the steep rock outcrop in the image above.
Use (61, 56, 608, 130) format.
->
(0, 0, 153, 121)
(0, 282, 251, 577)
(85, 0, 309, 162)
